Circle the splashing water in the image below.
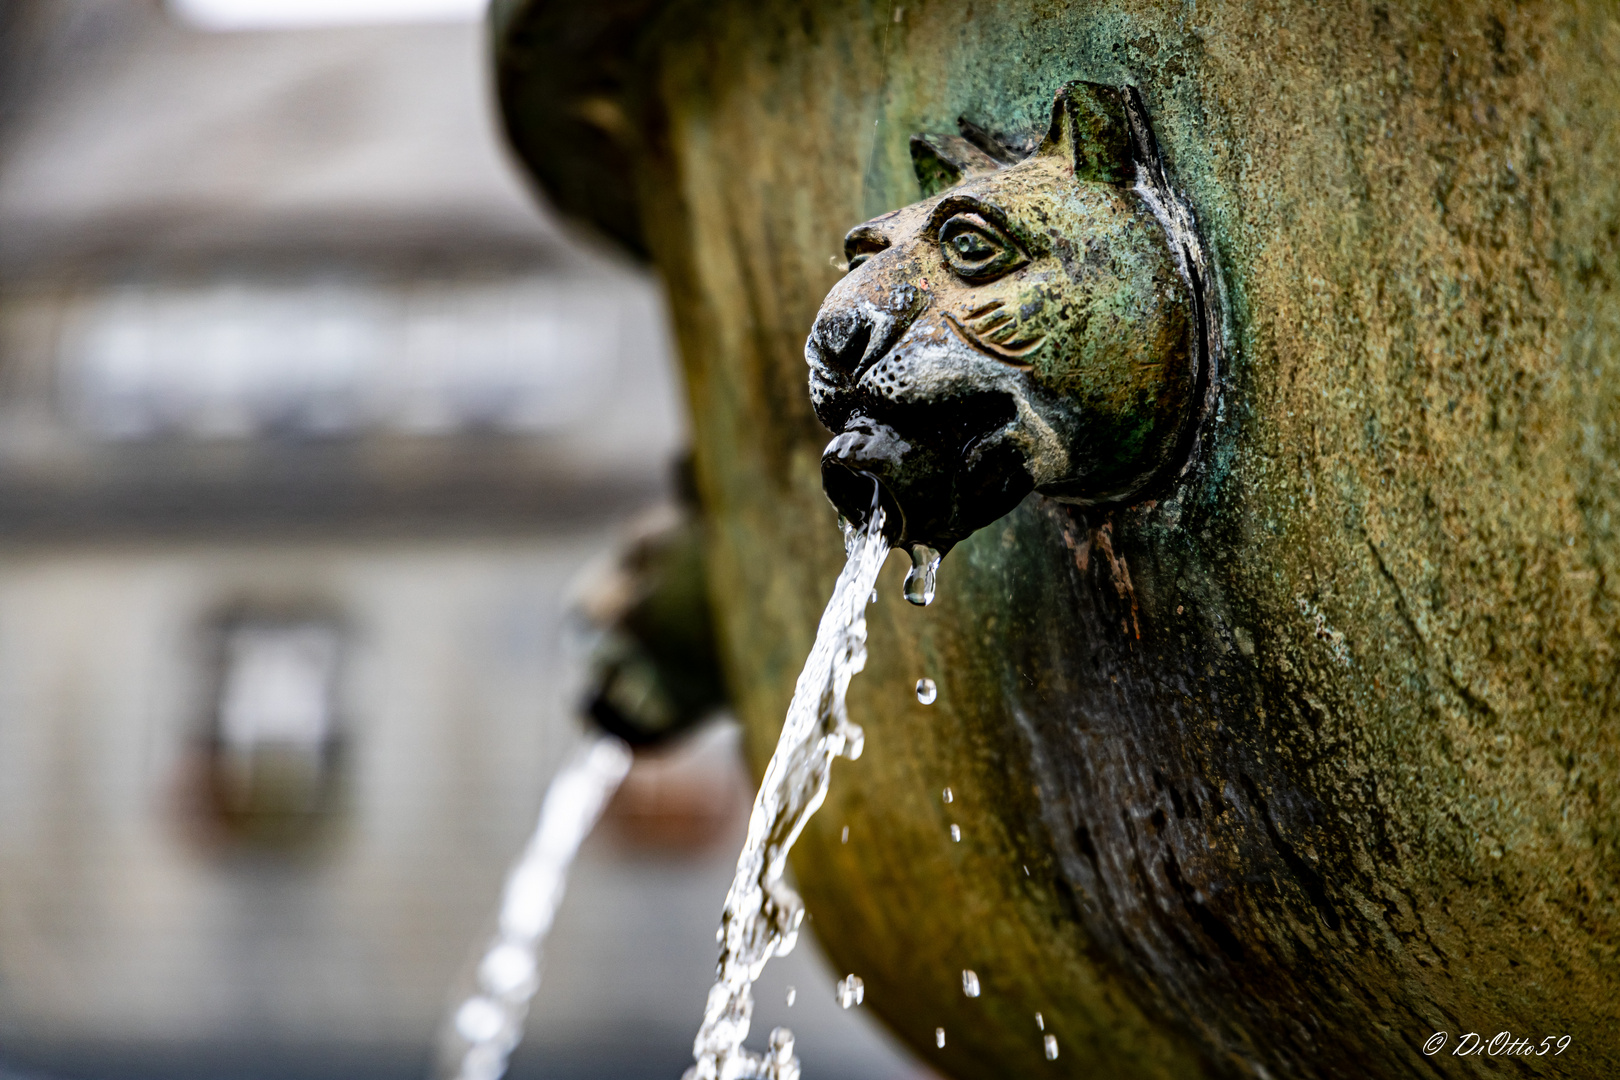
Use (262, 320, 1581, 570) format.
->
(961, 970, 980, 998)
(437, 736, 632, 1080)
(903, 544, 941, 606)
(685, 507, 891, 1080)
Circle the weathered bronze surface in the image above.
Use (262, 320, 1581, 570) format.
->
(496, 3, 1620, 1078)
(812, 81, 1209, 552)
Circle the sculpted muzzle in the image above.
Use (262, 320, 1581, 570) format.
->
(807, 81, 1214, 558)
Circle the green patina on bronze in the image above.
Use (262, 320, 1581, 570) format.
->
(496, 2, 1620, 1078)
(811, 87, 1203, 545)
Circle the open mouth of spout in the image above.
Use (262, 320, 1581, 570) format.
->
(821, 460, 905, 544)
(819, 408, 1032, 557)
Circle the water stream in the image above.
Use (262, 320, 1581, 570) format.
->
(436, 735, 634, 1080)
(684, 506, 891, 1080)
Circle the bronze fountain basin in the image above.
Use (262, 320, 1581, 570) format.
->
(495, 2, 1620, 1077)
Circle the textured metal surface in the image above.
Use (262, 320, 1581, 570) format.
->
(810, 81, 1208, 553)
(497, 2, 1620, 1078)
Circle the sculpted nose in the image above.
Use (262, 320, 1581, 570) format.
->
(809, 308, 875, 376)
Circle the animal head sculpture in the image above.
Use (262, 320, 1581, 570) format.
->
(808, 82, 1213, 557)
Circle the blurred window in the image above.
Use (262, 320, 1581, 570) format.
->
(60, 278, 616, 441)
(205, 614, 347, 841)
(169, 0, 487, 31)
(218, 621, 342, 759)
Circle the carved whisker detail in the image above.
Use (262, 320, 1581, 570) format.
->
(940, 313, 1043, 367)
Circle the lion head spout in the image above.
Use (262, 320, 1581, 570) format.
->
(808, 81, 1213, 557)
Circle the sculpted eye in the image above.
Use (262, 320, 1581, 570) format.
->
(951, 231, 996, 260)
(937, 213, 1027, 282)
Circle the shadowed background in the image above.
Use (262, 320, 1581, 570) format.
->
(0, 2, 926, 1078)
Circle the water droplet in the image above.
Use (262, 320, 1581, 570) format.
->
(942, 786, 953, 803)
(1044, 1034, 1059, 1060)
(1035, 1011, 1044, 1031)
(455, 996, 504, 1043)
(903, 544, 941, 606)
(916, 678, 937, 704)
(949, 824, 961, 842)
(870, 589, 879, 604)
(786, 986, 797, 1006)
(842, 724, 865, 761)
(962, 970, 980, 998)
(1022, 865, 1030, 876)
(836, 974, 865, 1008)
(841, 825, 849, 844)
(769, 1026, 796, 1064)
(936, 1028, 947, 1049)
(478, 942, 535, 995)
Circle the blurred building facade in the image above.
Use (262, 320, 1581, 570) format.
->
(0, 4, 921, 1079)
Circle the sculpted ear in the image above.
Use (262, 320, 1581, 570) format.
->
(909, 133, 1002, 196)
(1037, 81, 1148, 185)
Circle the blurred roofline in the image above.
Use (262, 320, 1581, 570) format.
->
(0, 208, 591, 285)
